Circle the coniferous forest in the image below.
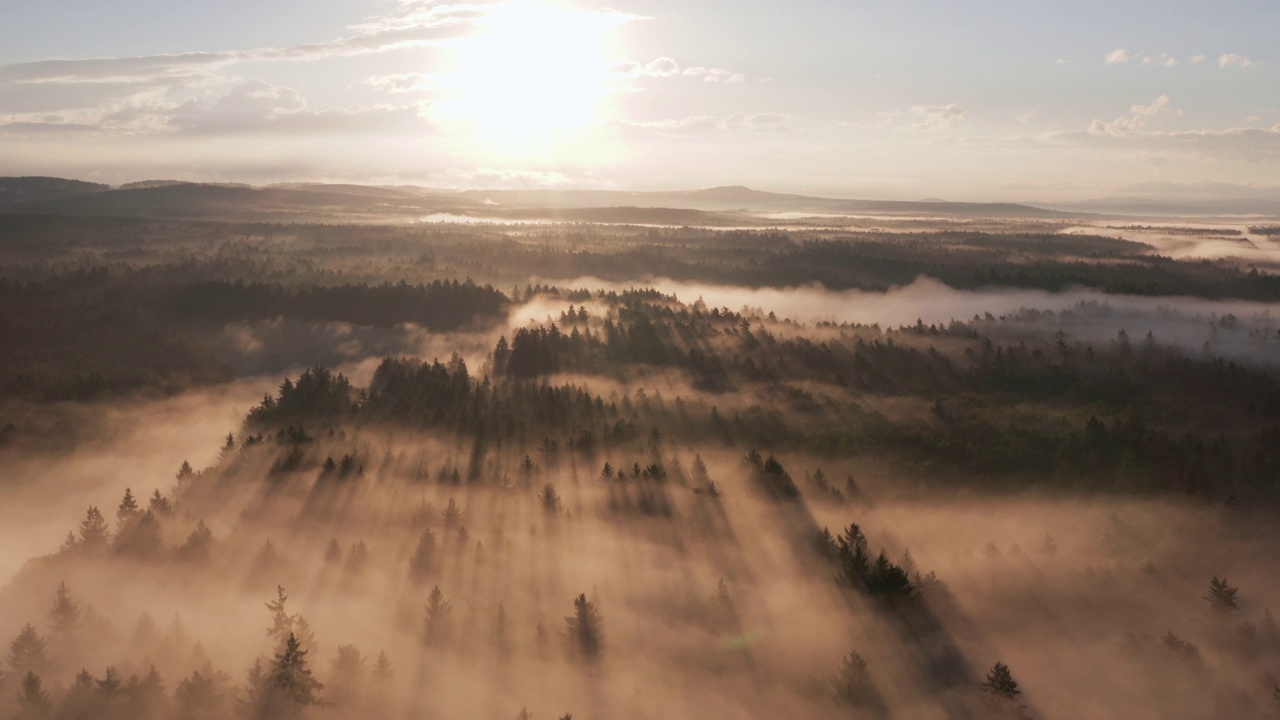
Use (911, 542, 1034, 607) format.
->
(2, 200, 1280, 719)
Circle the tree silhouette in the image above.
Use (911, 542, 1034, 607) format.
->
(327, 644, 367, 706)
(493, 602, 512, 655)
(372, 651, 392, 683)
(410, 529, 436, 579)
(8, 624, 50, 677)
(178, 521, 215, 564)
(175, 670, 225, 720)
(565, 594, 603, 661)
(829, 651, 875, 707)
(15, 671, 52, 719)
(47, 582, 81, 636)
(265, 586, 296, 652)
(422, 586, 453, 646)
(982, 661, 1021, 700)
(117, 488, 139, 525)
(148, 489, 172, 516)
(441, 499, 463, 528)
(58, 669, 97, 719)
(538, 483, 561, 513)
(1205, 576, 1239, 612)
(77, 507, 110, 554)
(256, 633, 323, 719)
(323, 540, 342, 565)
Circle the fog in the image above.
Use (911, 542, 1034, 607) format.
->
(2, 217, 1278, 719)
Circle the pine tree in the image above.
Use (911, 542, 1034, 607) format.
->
(830, 651, 874, 706)
(8, 624, 50, 677)
(982, 661, 1022, 700)
(175, 670, 224, 720)
(344, 541, 369, 576)
(1205, 576, 1239, 612)
(565, 594, 603, 661)
(493, 602, 512, 655)
(173, 461, 195, 503)
(258, 633, 323, 718)
(125, 665, 167, 720)
(77, 507, 110, 554)
(323, 540, 342, 565)
(516, 708, 532, 720)
(538, 483, 561, 512)
(149, 490, 173, 516)
(219, 434, 236, 462)
(58, 669, 97, 720)
(265, 586, 296, 652)
(178, 521, 215, 564)
(422, 587, 453, 646)
(15, 671, 52, 719)
(117, 488, 139, 525)
(409, 529, 436, 578)
(114, 510, 162, 558)
(236, 658, 266, 720)
(327, 644, 366, 706)
(252, 540, 281, 581)
(372, 652, 392, 683)
(48, 582, 81, 636)
(441, 499, 463, 528)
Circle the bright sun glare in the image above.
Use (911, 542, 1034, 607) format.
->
(439, 2, 624, 151)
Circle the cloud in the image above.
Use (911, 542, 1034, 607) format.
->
(364, 73, 440, 94)
(1218, 53, 1253, 68)
(880, 104, 965, 131)
(1084, 96, 1182, 137)
(616, 112, 792, 135)
(613, 58, 744, 83)
(1054, 120, 1280, 161)
(681, 67, 745, 83)
(0, 2, 482, 89)
(1105, 49, 1132, 64)
(1130, 95, 1180, 117)
(0, 80, 430, 137)
(1190, 54, 1207, 64)
(642, 57, 681, 77)
(1141, 53, 1178, 67)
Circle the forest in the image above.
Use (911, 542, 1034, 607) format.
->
(1, 195, 1279, 719)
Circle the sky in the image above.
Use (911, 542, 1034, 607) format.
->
(1, 0, 1278, 201)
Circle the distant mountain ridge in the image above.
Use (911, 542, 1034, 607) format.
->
(0, 176, 1088, 222)
(0, 177, 110, 205)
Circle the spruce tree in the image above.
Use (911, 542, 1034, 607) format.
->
(175, 670, 224, 720)
(982, 661, 1022, 700)
(77, 507, 110, 554)
(47, 582, 81, 636)
(565, 594, 603, 661)
(1205, 576, 1239, 612)
(15, 671, 52, 719)
(117, 489, 139, 525)
(8, 624, 50, 677)
(409, 530, 436, 578)
(257, 634, 322, 719)
(422, 587, 453, 646)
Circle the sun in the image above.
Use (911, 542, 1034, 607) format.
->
(436, 2, 625, 152)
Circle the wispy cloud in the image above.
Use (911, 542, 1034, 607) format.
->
(612, 58, 744, 83)
(616, 112, 791, 135)
(1218, 53, 1253, 69)
(879, 104, 965, 131)
(1105, 49, 1132, 64)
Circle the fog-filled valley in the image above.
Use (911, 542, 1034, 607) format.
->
(2, 191, 1280, 720)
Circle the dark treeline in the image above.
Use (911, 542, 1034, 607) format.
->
(226, 285, 1280, 501)
(0, 268, 507, 401)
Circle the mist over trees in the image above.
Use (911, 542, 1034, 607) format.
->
(2, 203, 1279, 718)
